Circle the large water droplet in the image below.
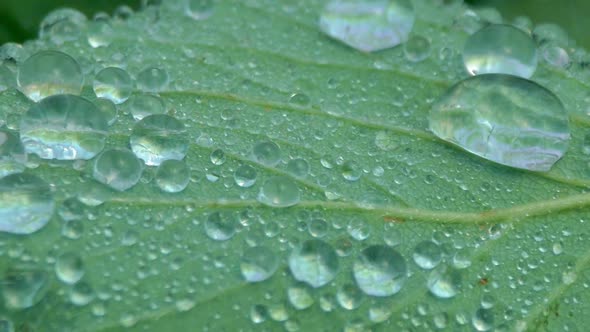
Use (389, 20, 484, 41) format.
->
(155, 159, 189, 193)
(204, 212, 236, 241)
(55, 252, 85, 284)
(130, 114, 188, 166)
(429, 74, 570, 171)
(241, 246, 278, 282)
(93, 67, 133, 104)
(93, 148, 143, 191)
(0, 174, 54, 234)
(20, 94, 108, 160)
(234, 164, 257, 188)
(252, 140, 281, 166)
(289, 240, 339, 288)
(129, 93, 166, 121)
(0, 128, 26, 177)
(353, 245, 407, 296)
(319, 0, 415, 52)
(258, 176, 300, 207)
(286, 158, 309, 178)
(463, 24, 537, 78)
(1, 267, 49, 309)
(17, 51, 83, 102)
(472, 308, 494, 331)
(427, 265, 462, 298)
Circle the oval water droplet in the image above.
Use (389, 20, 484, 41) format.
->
(353, 245, 407, 296)
(234, 164, 257, 188)
(429, 74, 570, 172)
(286, 158, 309, 178)
(404, 35, 431, 62)
(93, 67, 133, 104)
(129, 93, 166, 121)
(136, 66, 169, 92)
(288, 283, 315, 310)
(130, 114, 188, 166)
(289, 239, 339, 288)
(204, 212, 236, 241)
(258, 176, 300, 207)
(472, 308, 494, 331)
(413, 241, 442, 269)
(55, 252, 84, 284)
(39, 8, 87, 44)
(185, 0, 214, 20)
(1, 267, 49, 309)
(427, 265, 462, 298)
(155, 159, 190, 193)
(252, 140, 281, 166)
(240, 246, 278, 282)
(336, 284, 363, 310)
(93, 148, 143, 191)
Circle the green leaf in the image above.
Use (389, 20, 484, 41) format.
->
(2, 1, 590, 331)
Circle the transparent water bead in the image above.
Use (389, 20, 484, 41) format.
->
(234, 164, 257, 188)
(93, 148, 143, 191)
(252, 140, 281, 166)
(0, 174, 54, 234)
(258, 176, 300, 208)
(93, 67, 133, 104)
(0, 128, 26, 177)
(39, 8, 87, 44)
(289, 240, 339, 288)
(427, 265, 462, 298)
(429, 74, 570, 172)
(55, 252, 84, 284)
(403, 35, 431, 62)
(130, 114, 188, 166)
(1, 267, 49, 309)
(20, 94, 108, 160)
(129, 93, 166, 120)
(319, 0, 415, 52)
(353, 245, 407, 296)
(137, 66, 169, 92)
(463, 24, 538, 78)
(155, 159, 189, 193)
(241, 246, 278, 282)
(17, 50, 83, 102)
(204, 211, 236, 241)
(185, 0, 214, 20)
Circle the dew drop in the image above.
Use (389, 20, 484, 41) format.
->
(472, 308, 494, 331)
(250, 304, 268, 324)
(341, 161, 362, 181)
(17, 51, 83, 102)
(288, 283, 315, 310)
(87, 20, 114, 48)
(185, 0, 214, 20)
(240, 246, 278, 282)
(129, 93, 166, 121)
(234, 164, 257, 188)
(429, 74, 570, 172)
(69, 281, 95, 306)
(336, 284, 363, 310)
(155, 159, 190, 193)
(204, 212, 236, 241)
(39, 8, 87, 44)
(93, 148, 143, 191)
(209, 148, 226, 165)
(353, 245, 407, 296)
(413, 241, 442, 269)
(136, 66, 169, 92)
(319, 0, 415, 52)
(289, 239, 339, 288)
(286, 158, 309, 178)
(308, 218, 328, 238)
(288, 93, 311, 107)
(0, 128, 26, 177)
(130, 114, 188, 166)
(463, 24, 538, 78)
(55, 252, 84, 284)
(404, 35, 431, 62)
(252, 140, 281, 166)
(542, 44, 570, 68)
(1, 267, 49, 310)
(258, 176, 300, 207)
(93, 67, 133, 104)
(369, 302, 392, 323)
(427, 265, 462, 298)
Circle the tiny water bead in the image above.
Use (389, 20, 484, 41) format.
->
(204, 212, 236, 241)
(429, 74, 570, 172)
(258, 176, 300, 208)
(0, 128, 26, 177)
(17, 50, 83, 102)
(130, 114, 188, 166)
(240, 246, 278, 282)
(403, 35, 431, 62)
(136, 66, 169, 92)
(0, 174, 54, 234)
(155, 159, 190, 193)
(289, 240, 339, 288)
(185, 0, 214, 20)
(320, 0, 415, 52)
(55, 252, 84, 284)
(20, 94, 108, 160)
(128, 93, 166, 120)
(463, 24, 538, 78)
(234, 164, 257, 188)
(93, 67, 133, 104)
(353, 245, 407, 296)
(93, 148, 143, 191)
(252, 140, 281, 166)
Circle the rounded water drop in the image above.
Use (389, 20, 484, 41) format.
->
(287, 283, 315, 310)
(55, 252, 84, 284)
(463, 24, 537, 78)
(93, 148, 143, 191)
(308, 218, 328, 238)
(136, 66, 169, 92)
(87, 20, 114, 48)
(210, 149, 226, 165)
(70, 281, 95, 306)
(289, 239, 339, 288)
(95, 98, 118, 126)
(241, 246, 278, 282)
(234, 164, 257, 187)
(427, 265, 462, 298)
(288, 93, 311, 107)
(429, 74, 570, 172)
(204, 212, 236, 241)
(341, 161, 362, 181)
(1, 268, 49, 309)
(0, 174, 54, 234)
(17, 51, 83, 101)
(472, 308, 494, 331)
(252, 140, 281, 166)
(155, 159, 190, 193)
(129, 93, 166, 121)
(0, 128, 26, 177)
(353, 245, 407, 296)
(185, 0, 214, 20)
(20, 94, 108, 160)
(413, 241, 442, 269)
(39, 8, 87, 44)
(542, 44, 570, 68)
(250, 304, 268, 324)
(336, 284, 363, 310)
(93, 67, 133, 104)
(130, 114, 188, 166)
(404, 35, 431, 62)
(286, 158, 309, 178)
(319, 0, 415, 52)
(258, 176, 300, 207)
(369, 303, 392, 323)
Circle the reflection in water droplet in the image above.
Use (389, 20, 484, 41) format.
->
(472, 308, 494, 331)
(204, 212, 236, 241)
(129, 93, 166, 121)
(286, 158, 309, 178)
(234, 164, 257, 188)
(252, 140, 281, 166)
(289, 240, 339, 288)
(69, 281, 95, 306)
(404, 35, 431, 62)
(130, 114, 188, 166)
(369, 302, 392, 323)
(210, 149, 226, 165)
(429, 74, 570, 172)
(1, 267, 49, 310)
(93, 67, 133, 104)
(413, 241, 442, 269)
(241, 246, 278, 282)
(136, 66, 169, 92)
(258, 176, 300, 207)
(93, 148, 143, 191)
(341, 161, 362, 181)
(288, 283, 315, 310)
(39, 8, 87, 44)
(427, 265, 462, 298)
(336, 284, 363, 310)
(353, 245, 407, 296)
(319, 0, 415, 52)
(463, 24, 537, 78)
(55, 252, 85, 284)
(288, 93, 311, 107)
(0, 128, 26, 177)
(185, 0, 214, 20)
(250, 304, 268, 324)
(155, 159, 190, 193)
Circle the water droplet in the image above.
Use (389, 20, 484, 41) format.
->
(268, 303, 289, 321)
(55, 252, 84, 284)
(17, 51, 83, 102)
(463, 24, 538, 78)
(542, 44, 570, 68)
(234, 164, 257, 188)
(240, 246, 278, 282)
(342, 161, 362, 181)
(0, 128, 26, 177)
(369, 302, 392, 323)
(1, 267, 49, 310)
(434, 312, 449, 329)
(209, 148, 226, 165)
(155, 159, 190, 193)
(93, 148, 143, 191)
(94, 98, 118, 126)
(129, 93, 166, 121)
(289, 240, 339, 288)
(130, 114, 188, 166)
(429, 74, 570, 172)
(136, 66, 169, 92)
(185, 0, 214, 20)
(319, 0, 415, 52)
(336, 284, 363, 310)
(413, 241, 442, 269)
(0, 318, 13, 332)
(347, 219, 370, 241)
(175, 298, 195, 312)
(472, 308, 494, 331)
(404, 35, 431, 62)
(427, 265, 462, 298)
(87, 20, 114, 48)
(250, 304, 268, 324)
(288, 93, 311, 107)
(39, 8, 87, 44)
(252, 140, 281, 166)
(286, 158, 309, 178)
(288, 283, 315, 310)
(69, 281, 95, 306)
(308, 218, 328, 238)
(0, 174, 54, 234)
(93, 67, 133, 104)
(353, 245, 407, 296)
(258, 176, 300, 207)
(204, 212, 236, 241)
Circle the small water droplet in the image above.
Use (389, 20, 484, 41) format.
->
(413, 241, 442, 269)
(541, 44, 570, 68)
(55, 252, 84, 284)
(93, 67, 133, 104)
(129, 93, 166, 121)
(472, 308, 494, 331)
(204, 212, 236, 241)
(308, 218, 328, 238)
(95, 98, 118, 126)
(87, 20, 114, 48)
(0, 128, 26, 177)
(404, 35, 431, 62)
(1, 267, 49, 310)
(155, 159, 190, 193)
(427, 265, 462, 298)
(289, 239, 339, 288)
(93, 148, 143, 191)
(209, 148, 226, 165)
(252, 140, 281, 166)
(130, 114, 188, 166)
(258, 176, 300, 207)
(288, 283, 315, 310)
(336, 284, 363, 310)
(69, 281, 95, 306)
(39, 8, 87, 44)
(353, 245, 407, 297)
(234, 164, 257, 188)
(341, 161, 362, 181)
(286, 158, 309, 178)
(185, 0, 214, 20)
(288, 93, 311, 107)
(369, 302, 392, 322)
(250, 304, 268, 324)
(136, 66, 169, 92)
(240, 246, 278, 282)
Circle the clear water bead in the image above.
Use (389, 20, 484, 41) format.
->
(403, 35, 431, 62)
(412, 240, 442, 269)
(185, 0, 214, 20)
(353, 245, 407, 296)
(252, 140, 281, 166)
(93, 67, 133, 104)
(39, 8, 87, 44)
(241, 246, 278, 282)
(204, 212, 236, 241)
(463, 24, 538, 78)
(0, 128, 26, 177)
(93, 148, 143, 191)
(1, 268, 49, 309)
(17, 50, 83, 102)
(427, 265, 462, 298)
(20, 94, 108, 160)
(319, 0, 415, 52)
(130, 114, 188, 166)
(234, 164, 257, 188)
(429, 74, 570, 172)
(136, 66, 169, 92)
(55, 252, 84, 284)
(155, 159, 190, 193)
(129, 93, 166, 120)
(0, 174, 54, 234)
(258, 176, 300, 207)
(289, 240, 339, 288)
